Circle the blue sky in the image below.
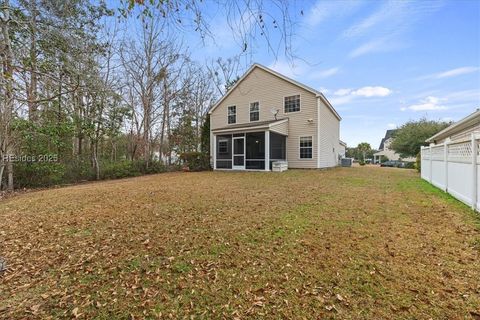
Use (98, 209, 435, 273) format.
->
(120, 0, 480, 149)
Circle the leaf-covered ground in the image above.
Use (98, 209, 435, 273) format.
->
(0, 167, 479, 319)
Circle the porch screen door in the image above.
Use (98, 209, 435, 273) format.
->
(232, 137, 245, 169)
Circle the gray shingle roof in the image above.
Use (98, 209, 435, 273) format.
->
(212, 119, 285, 132)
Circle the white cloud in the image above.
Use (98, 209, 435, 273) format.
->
(334, 88, 352, 96)
(330, 86, 392, 105)
(329, 95, 355, 106)
(349, 39, 383, 58)
(344, 1, 442, 38)
(270, 61, 340, 81)
(268, 60, 307, 79)
(349, 37, 406, 58)
(345, 1, 442, 58)
(353, 86, 392, 97)
(335, 86, 392, 97)
(315, 67, 340, 79)
(387, 123, 396, 129)
(306, 0, 364, 27)
(421, 66, 480, 79)
(437, 67, 479, 78)
(404, 96, 448, 111)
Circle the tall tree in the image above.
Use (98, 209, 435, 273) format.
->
(357, 142, 372, 162)
(391, 119, 451, 157)
(0, 0, 15, 190)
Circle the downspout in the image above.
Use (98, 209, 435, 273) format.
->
(317, 97, 321, 168)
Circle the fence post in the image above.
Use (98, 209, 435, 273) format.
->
(444, 141, 448, 192)
(429, 144, 433, 183)
(471, 134, 477, 210)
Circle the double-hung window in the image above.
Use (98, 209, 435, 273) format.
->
(250, 102, 259, 121)
(299, 136, 313, 159)
(284, 95, 300, 113)
(227, 106, 236, 124)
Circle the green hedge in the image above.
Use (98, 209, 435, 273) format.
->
(14, 162, 66, 188)
(179, 152, 211, 171)
(13, 160, 171, 189)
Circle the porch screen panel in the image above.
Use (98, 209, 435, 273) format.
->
(270, 132, 286, 160)
(269, 132, 286, 170)
(233, 138, 244, 166)
(246, 132, 265, 170)
(216, 134, 232, 169)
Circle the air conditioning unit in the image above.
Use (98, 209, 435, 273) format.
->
(272, 161, 288, 172)
(341, 158, 353, 167)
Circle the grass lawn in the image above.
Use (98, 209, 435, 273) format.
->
(0, 167, 479, 319)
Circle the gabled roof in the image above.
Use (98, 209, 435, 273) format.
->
(426, 109, 480, 143)
(208, 63, 341, 121)
(378, 138, 385, 150)
(379, 129, 397, 150)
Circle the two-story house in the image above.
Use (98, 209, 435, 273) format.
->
(373, 129, 416, 163)
(208, 63, 342, 170)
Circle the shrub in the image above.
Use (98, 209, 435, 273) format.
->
(63, 159, 96, 182)
(415, 153, 421, 172)
(100, 161, 142, 180)
(179, 152, 211, 171)
(143, 160, 167, 174)
(100, 160, 169, 180)
(10, 159, 175, 190)
(404, 161, 415, 169)
(14, 162, 66, 188)
(359, 160, 366, 166)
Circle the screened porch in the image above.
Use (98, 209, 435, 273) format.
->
(214, 131, 286, 171)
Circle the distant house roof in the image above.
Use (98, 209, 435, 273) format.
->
(339, 140, 347, 147)
(426, 109, 480, 143)
(208, 63, 341, 121)
(378, 129, 397, 150)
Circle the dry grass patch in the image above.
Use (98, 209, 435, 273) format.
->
(0, 167, 479, 319)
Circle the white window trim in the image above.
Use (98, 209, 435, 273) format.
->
(299, 136, 313, 160)
(250, 102, 260, 122)
(283, 94, 301, 114)
(227, 105, 236, 124)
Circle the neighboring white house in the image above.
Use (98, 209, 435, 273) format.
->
(421, 109, 480, 210)
(373, 129, 415, 163)
(339, 140, 347, 158)
(208, 63, 342, 170)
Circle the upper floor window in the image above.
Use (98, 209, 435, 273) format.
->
(299, 136, 313, 159)
(250, 102, 259, 121)
(228, 106, 236, 124)
(284, 95, 300, 113)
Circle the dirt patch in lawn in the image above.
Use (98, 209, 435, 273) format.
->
(0, 167, 479, 319)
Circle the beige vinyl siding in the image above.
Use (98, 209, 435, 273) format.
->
(270, 120, 288, 136)
(447, 123, 480, 142)
(318, 97, 340, 168)
(210, 66, 318, 168)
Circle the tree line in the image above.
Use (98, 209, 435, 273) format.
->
(1, 0, 290, 190)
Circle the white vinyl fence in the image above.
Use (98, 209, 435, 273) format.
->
(420, 134, 479, 211)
